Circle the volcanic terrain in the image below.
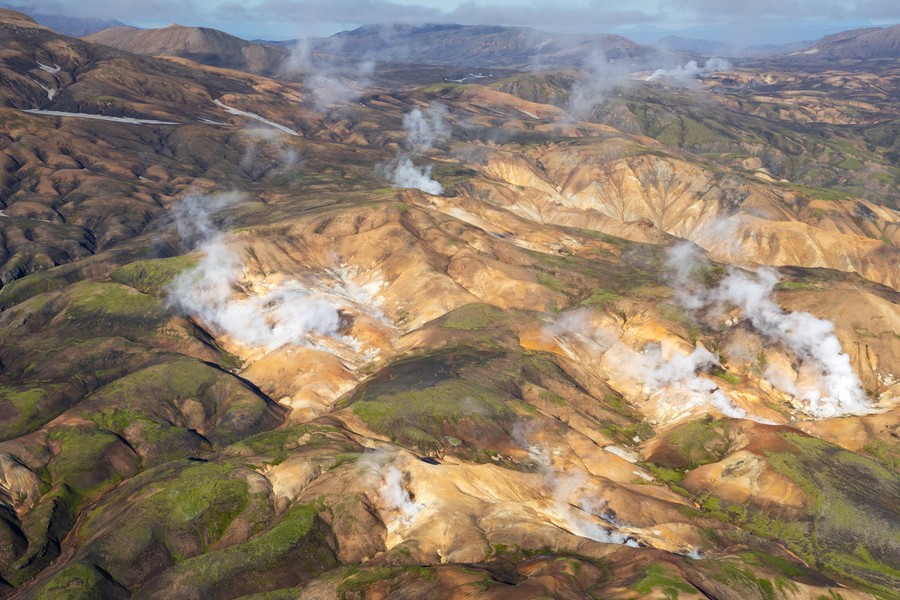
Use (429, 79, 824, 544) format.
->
(0, 9, 898, 599)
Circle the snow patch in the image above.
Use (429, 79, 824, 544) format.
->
(443, 72, 493, 84)
(22, 110, 178, 125)
(213, 100, 299, 136)
(35, 83, 56, 100)
(604, 445, 640, 463)
(36, 61, 60, 74)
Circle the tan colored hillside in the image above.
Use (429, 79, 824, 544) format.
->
(85, 24, 289, 75)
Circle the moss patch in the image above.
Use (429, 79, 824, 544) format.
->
(352, 378, 515, 453)
(80, 462, 251, 586)
(79, 358, 281, 446)
(110, 255, 197, 297)
(61, 281, 168, 337)
(440, 303, 511, 332)
(650, 416, 732, 470)
(631, 564, 698, 599)
(136, 502, 337, 599)
(28, 560, 129, 600)
(0, 384, 68, 441)
(755, 432, 900, 596)
(47, 428, 137, 496)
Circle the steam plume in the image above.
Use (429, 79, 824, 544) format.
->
(387, 105, 450, 194)
(239, 127, 301, 181)
(645, 58, 732, 84)
(566, 51, 631, 121)
(615, 343, 748, 419)
(283, 38, 374, 111)
(381, 466, 425, 525)
(390, 158, 443, 195)
(546, 309, 748, 420)
(665, 242, 871, 418)
(402, 105, 450, 152)
(166, 193, 343, 350)
(516, 430, 639, 547)
(361, 451, 426, 527)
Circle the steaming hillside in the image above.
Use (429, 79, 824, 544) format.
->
(0, 8, 898, 600)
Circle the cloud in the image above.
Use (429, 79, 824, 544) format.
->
(33, 0, 898, 41)
(668, 0, 897, 21)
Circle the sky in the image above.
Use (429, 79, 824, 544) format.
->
(15, 0, 900, 44)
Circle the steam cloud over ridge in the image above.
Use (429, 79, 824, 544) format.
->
(283, 37, 375, 110)
(665, 242, 872, 418)
(166, 193, 343, 350)
(547, 309, 750, 420)
(645, 58, 732, 83)
(360, 451, 427, 528)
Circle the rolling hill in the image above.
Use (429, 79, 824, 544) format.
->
(85, 23, 290, 76)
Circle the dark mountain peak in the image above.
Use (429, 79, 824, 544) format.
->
(319, 22, 657, 69)
(791, 23, 900, 59)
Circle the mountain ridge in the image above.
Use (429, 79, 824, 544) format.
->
(84, 22, 290, 76)
(316, 22, 665, 68)
(789, 24, 900, 58)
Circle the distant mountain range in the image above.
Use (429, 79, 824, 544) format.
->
(82, 22, 669, 74)
(652, 35, 812, 58)
(82, 22, 670, 73)
(0, 2, 124, 35)
(8, 4, 899, 75)
(312, 23, 663, 68)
